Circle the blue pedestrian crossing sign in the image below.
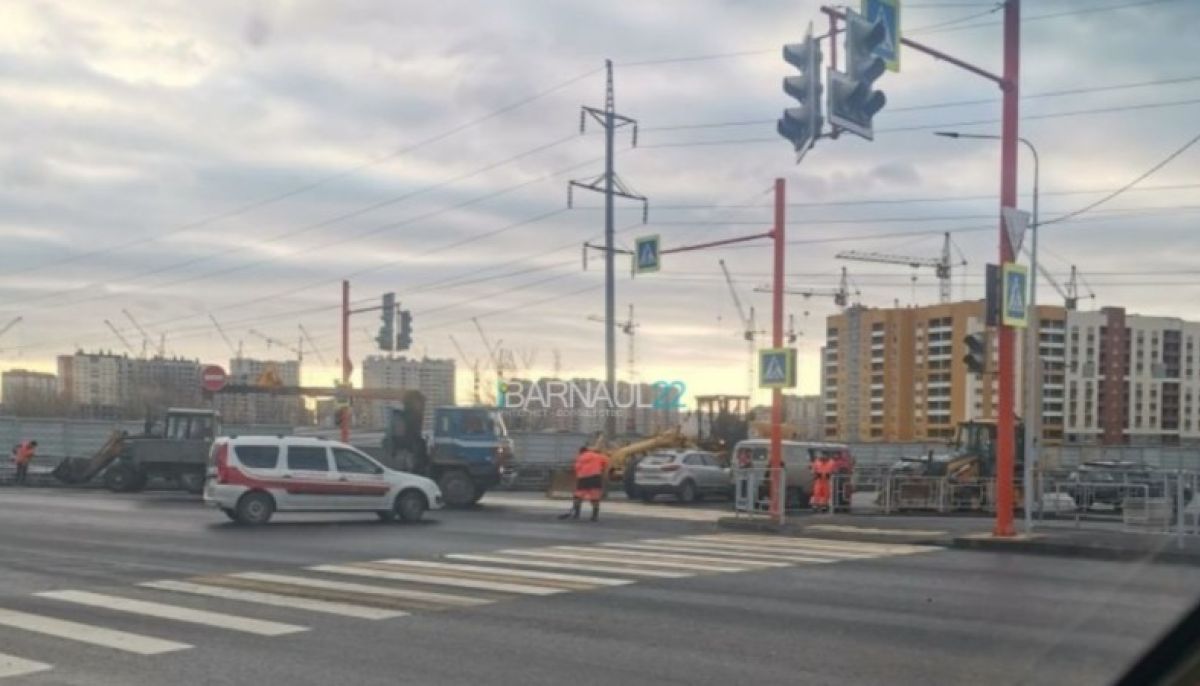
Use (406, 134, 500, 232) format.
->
(635, 235, 660, 274)
(759, 348, 797, 389)
(1002, 262, 1029, 328)
(863, 0, 901, 72)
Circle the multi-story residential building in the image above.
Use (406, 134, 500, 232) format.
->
(0, 369, 59, 415)
(57, 352, 123, 411)
(823, 301, 1066, 442)
(782, 394, 823, 439)
(359, 356, 456, 429)
(54, 352, 203, 418)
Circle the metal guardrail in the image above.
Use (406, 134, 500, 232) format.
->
(733, 466, 785, 522)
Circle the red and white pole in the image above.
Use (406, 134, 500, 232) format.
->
(341, 279, 351, 444)
(994, 0, 1021, 537)
(769, 177, 786, 523)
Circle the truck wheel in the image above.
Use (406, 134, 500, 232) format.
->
(677, 480, 697, 504)
(179, 472, 205, 495)
(235, 492, 274, 525)
(104, 466, 142, 493)
(438, 471, 476, 508)
(395, 490, 428, 522)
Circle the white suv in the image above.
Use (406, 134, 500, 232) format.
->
(204, 436, 443, 525)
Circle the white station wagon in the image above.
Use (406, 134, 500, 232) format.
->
(204, 435, 443, 525)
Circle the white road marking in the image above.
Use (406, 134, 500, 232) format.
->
(374, 559, 633, 586)
(445, 554, 689, 578)
(500, 548, 747, 573)
(559, 545, 790, 568)
(638, 538, 874, 559)
(692, 534, 935, 555)
(0, 653, 52, 679)
(0, 608, 190, 655)
(599, 541, 838, 564)
(140, 580, 406, 620)
(233, 572, 489, 606)
(309, 564, 565, 596)
(36, 590, 306, 636)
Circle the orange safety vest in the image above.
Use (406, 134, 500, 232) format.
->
(574, 450, 609, 479)
(14, 442, 35, 466)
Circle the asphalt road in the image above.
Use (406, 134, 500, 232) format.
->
(0, 488, 1197, 686)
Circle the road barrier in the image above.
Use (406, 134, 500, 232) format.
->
(732, 466, 785, 522)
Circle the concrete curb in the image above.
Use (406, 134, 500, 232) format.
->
(715, 516, 955, 546)
(950, 534, 1200, 566)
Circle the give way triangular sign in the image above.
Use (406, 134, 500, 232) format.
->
(1002, 207, 1030, 255)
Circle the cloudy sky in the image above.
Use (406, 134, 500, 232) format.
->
(0, 0, 1197, 404)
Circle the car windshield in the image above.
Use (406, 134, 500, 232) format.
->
(5, 2, 1200, 685)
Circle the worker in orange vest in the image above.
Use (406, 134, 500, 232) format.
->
(558, 446, 610, 521)
(810, 454, 835, 509)
(12, 440, 37, 486)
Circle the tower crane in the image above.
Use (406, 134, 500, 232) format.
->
(835, 232, 965, 304)
(209, 315, 242, 359)
(588, 304, 638, 382)
(449, 334, 482, 405)
(719, 260, 764, 397)
(298, 324, 329, 367)
(0, 316, 22, 344)
(122, 309, 154, 358)
(471, 317, 511, 391)
(756, 266, 858, 308)
(103, 320, 137, 356)
(1023, 249, 1095, 311)
(248, 329, 303, 363)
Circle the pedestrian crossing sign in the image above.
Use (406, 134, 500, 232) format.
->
(758, 348, 797, 389)
(1002, 262, 1028, 328)
(635, 235, 660, 274)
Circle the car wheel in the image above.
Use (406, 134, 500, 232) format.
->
(677, 480, 697, 504)
(220, 508, 238, 522)
(235, 492, 274, 525)
(179, 471, 205, 495)
(376, 510, 397, 522)
(395, 490, 427, 522)
(438, 471, 476, 508)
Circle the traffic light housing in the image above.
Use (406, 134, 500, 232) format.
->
(828, 9, 887, 140)
(777, 24, 823, 162)
(376, 292, 396, 351)
(397, 309, 413, 351)
(963, 332, 987, 376)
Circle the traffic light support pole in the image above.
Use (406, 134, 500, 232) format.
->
(341, 280, 350, 443)
(769, 178, 785, 523)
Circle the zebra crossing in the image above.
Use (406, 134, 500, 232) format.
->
(0, 534, 936, 680)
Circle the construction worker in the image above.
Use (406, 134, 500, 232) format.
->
(810, 453, 834, 509)
(558, 446, 610, 522)
(12, 440, 37, 486)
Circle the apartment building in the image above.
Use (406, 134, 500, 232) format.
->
(0, 369, 59, 414)
(213, 358, 305, 425)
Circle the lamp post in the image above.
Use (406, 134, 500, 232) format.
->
(936, 130, 1040, 534)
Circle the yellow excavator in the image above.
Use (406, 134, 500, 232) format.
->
(888, 419, 1025, 511)
(544, 427, 689, 500)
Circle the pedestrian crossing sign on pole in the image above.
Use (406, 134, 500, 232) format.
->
(863, 0, 901, 72)
(1002, 262, 1029, 328)
(634, 235, 660, 274)
(758, 348, 797, 389)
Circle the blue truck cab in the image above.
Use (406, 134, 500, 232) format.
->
(383, 399, 513, 508)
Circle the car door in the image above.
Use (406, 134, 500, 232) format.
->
(331, 447, 391, 510)
(703, 453, 730, 492)
(281, 445, 335, 510)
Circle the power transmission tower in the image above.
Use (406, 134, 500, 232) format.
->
(568, 59, 648, 440)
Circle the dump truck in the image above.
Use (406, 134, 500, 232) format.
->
(52, 408, 219, 493)
(379, 392, 513, 508)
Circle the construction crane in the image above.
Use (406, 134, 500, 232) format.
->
(719, 260, 764, 397)
(121, 309, 154, 358)
(449, 334, 482, 405)
(756, 266, 858, 308)
(472, 317, 509, 389)
(836, 232, 965, 304)
(1022, 247, 1096, 311)
(103, 320, 137, 356)
(587, 304, 639, 382)
(0, 316, 22, 343)
(248, 328, 303, 363)
(209, 314, 241, 359)
(298, 324, 329, 367)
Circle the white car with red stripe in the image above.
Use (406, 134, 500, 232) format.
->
(204, 435, 443, 525)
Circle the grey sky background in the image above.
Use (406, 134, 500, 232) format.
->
(1, 0, 1197, 403)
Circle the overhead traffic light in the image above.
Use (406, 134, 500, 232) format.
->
(828, 9, 887, 141)
(376, 292, 396, 352)
(397, 309, 413, 351)
(777, 23, 823, 162)
(963, 333, 987, 376)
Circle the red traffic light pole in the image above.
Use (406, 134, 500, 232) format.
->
(821, 1, 1021, 537)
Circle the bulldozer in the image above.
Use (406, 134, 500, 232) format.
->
(544, 427, 689, 500)
(887, 419, 1025, 511)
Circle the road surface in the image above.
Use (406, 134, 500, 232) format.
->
(0, 488, 1196, 685)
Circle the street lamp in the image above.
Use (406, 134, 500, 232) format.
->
(935, 130, 1040, 535)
